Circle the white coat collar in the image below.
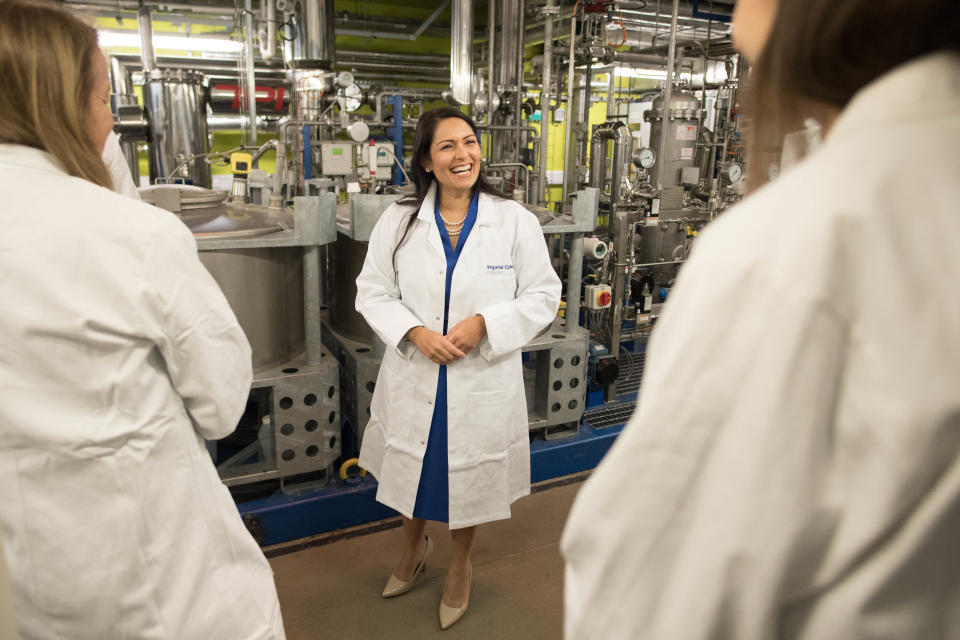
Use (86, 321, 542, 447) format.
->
(829, 52, 960, 143)
(0, 144, 67, 176)
(415, 181, 498, 227)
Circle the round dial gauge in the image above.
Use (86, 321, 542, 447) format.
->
(637, 147, 656, 169)
(337, 71, 355, 87)
(722, 162, 744, 184)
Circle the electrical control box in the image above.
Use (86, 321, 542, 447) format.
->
(320, 142, 354, 175)
(584, 284, 612, 310)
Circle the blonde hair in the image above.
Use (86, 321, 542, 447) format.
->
(0, 0, 112, 189)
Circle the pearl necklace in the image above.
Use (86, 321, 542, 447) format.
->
(438, 209, 467, 227)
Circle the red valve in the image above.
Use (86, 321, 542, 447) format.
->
(599, 291, 612, 306)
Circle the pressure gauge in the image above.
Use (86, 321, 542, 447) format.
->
(721, 162, 744, 184)
(336, 71, 355, 87)
(634, 147, 656, 169)
(337, 83, 363, 113)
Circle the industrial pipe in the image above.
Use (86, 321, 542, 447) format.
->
(244, 0, 258, 145)
(589, 122, 632, 205)
(137, 6, 156, 74)
(537, 0, 556, 205)
(560, 12, 576, 204)
(261, 0, 277, 61)
(657, 0, 680, 191)
(448, 0, 473, 105)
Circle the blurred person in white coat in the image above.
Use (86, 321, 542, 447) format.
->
(562, 0, 960, 638)
(0, 2, 284, 638)
(355, 107, 560, 629)
(102, 130, 140, 199)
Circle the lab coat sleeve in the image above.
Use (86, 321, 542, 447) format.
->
(478, 207, 561, 360)
(140, 215, 253, 440)
(102, 131, 141, 200)
(561, 235, 849, 639)
(355, 210, 424, 359)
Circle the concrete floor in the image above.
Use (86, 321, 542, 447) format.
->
(267, 473, 585, 640)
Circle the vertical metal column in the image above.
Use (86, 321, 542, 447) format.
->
(656, 0, 680, 191)
(538, 0, 556, 206)
(566, 233, 584, 336)
(387, 95, 404, 185)
(244, 0, 258, 145)
(304, 246, 323, 365)
(560, 12, 577, 204)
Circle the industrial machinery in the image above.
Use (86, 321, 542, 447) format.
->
(69, 0, 744, 544)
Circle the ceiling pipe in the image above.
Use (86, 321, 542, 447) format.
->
(447, 0, 473, 105)
(137, 5, 156, 74)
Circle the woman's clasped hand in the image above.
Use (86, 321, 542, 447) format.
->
(407, 315, 486, 364)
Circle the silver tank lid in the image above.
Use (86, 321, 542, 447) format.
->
(139, 185, 283, 239)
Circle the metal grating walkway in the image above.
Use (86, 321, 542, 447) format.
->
(616, 351, 646, 395)
(583, 401, 637, 429)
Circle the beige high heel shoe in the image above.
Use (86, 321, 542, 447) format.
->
(438, 561, 471, 630)
(381, 536, 434, 598)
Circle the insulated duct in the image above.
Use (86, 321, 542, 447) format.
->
(448, 0, 473, 105)
(283, 0, 336, 68)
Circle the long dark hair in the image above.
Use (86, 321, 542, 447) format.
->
(743, 0, 959, 192)
(391, 107, 506, 270)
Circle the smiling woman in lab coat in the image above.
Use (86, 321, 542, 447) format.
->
(355, 107, 560, 629)
(562, 0, 960, 638)
(0, 2, 283, 638)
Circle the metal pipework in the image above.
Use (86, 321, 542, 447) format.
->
(560, 12, 576, 204)
(487, 162, 530, 203)
(284, 0, 336, 68)
(449, 0, 473, 105)
(537, 0, 557, 205)
(261, 0, 278, 61)
(244, 0, 258, 145)
(589, 122, 633, 205)
(566, 232, 584, 336)
(249, 139, 287, 209)
(137, 6, 156, 74)
(657, 0, 680, 191)
(514, 0, 526, 164)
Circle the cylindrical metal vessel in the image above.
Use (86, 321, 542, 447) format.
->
(207, 76, 290, 115)
(142, 69, 210, 187)
(139, 186, 305, 371)
(327, 233, 372, 342)
(200, 248, 305, 372)
(283, 0, 336, 68)
(645, 90, 701, 189)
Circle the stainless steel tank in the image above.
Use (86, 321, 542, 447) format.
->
(142, 69, 211, 187)
(327, 233, 372, 343)
(645, 90, 702, 189)
(140, 186, 305, 371)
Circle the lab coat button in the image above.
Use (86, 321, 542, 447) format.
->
(435, 316, 441, 320)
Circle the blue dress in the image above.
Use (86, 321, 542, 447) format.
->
(411, 191, 480, 523)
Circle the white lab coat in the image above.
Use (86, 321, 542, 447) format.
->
(562, 52, 960, 639)
(0, 145, 284, 639)
(356, 184, 561, 529)
(102, 130, 141, 199)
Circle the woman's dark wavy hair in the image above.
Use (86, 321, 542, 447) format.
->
(744, 0, 959, 192)
(391, 107, 507, 270)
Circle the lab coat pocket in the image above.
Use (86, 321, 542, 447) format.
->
(381, 369, 418, 445)
(466, 383, 518, 453)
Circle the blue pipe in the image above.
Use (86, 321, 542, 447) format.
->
(692, 0, 731, 23)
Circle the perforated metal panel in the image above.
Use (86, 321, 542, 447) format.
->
(272, 372, 340, 476)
